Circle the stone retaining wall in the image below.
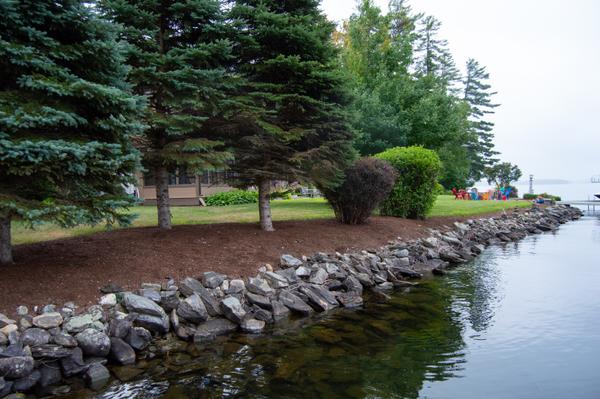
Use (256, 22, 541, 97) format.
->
(0, 205, 583, 397)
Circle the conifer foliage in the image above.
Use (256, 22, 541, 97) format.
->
(0, 0, 143, 265)
(227, 0, 356, 231)
(101, 0, 236, 229)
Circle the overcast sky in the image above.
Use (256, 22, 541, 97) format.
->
(321, 0, 600, 182)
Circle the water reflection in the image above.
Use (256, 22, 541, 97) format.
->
(70, 217, 599, 399)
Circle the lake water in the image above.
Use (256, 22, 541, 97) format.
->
(514, 182, 599, 201)
(78, 215, 600, 399)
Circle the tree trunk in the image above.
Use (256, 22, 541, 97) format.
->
(0, 214, 12, 265)
(155, 166, 172, 229)
(258, 179, 274, 232)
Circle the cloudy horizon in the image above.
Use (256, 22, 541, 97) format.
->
(321, 0, 600, 183)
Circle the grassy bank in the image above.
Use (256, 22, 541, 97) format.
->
(12, 196, 530, 245)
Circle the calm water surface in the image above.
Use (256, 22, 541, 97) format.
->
(81, 216, 600, 399)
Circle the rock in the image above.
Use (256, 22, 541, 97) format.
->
(18, 316, 32, 331)
(0, 378, 11, 398)
(134, 314, 169, 334)
(100, 283, 123, 294)
(270, 300, 291, 320)
(63, 314, 95, 334)
(336, 292, 363, 308)
(21, 328, 50, 347)
(241, 319, 265, 334)
(252, 307, 273, 323)
(42, 304, 57, 314)
(247, 277, 274, 296)
(60, 347, 87, 377)
(263, 271, 289, 289)
(221, 297, 246, 324)
(309, 268, 328, 285)
(295, 266, 311, 278)
(122, 293, 167, 318)
(227, 279, 245, 294)
(139, 288, 161, 303)
(108, 318, 133, 340)
(0, 324, 17, 336)
(109, 338, 136, 365)
(279, 291, 313, 315)
(0, 314, 15, 329)
(281, 254, 303, 268)
(75, 329, 111, 357)
(141, 283, 162, 291)
(176, 294, 208, 323)
(38, 361, 62, 388)
(31, 344, 74, 360)
(0, 342, 25, 358)
(179, 277, 205, 297)
(99, 294, 117, 307)
(159, 291, 180, 312)
(299, 285, 338, 312)
(275, 268, 299, 284)
(193, 319, 238, 343)
(83, 363, 110, 390)
(126, 327, 152, 351)
(15, 307, 28, 317)
(0, 356, 34, 379)
(202, 272, 226, 289)
(0, 332, 6, 346)
(393, 249, 410, 258)
(355, 273, 374, 287)
(377, 282, 394, 291)
(13, 369, 40, 392)
(245, 292, 272, 310)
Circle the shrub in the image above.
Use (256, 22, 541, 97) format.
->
(375, 146, 442, 219)
(523, 193, 561, 202)
(322, 158, 397, 225)
(205, 190, 258, 206)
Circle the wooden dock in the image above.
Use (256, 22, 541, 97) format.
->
(559, 200, 600, 212)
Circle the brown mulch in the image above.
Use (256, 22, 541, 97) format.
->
(1, 216, 473, 315)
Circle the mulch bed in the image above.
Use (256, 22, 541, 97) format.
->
(1, 216, 474, 315)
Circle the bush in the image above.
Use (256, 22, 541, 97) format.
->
(523, 193, 561, 202)
(375, 146, 442, 219)
(205, 190, 258, 206)
(322, 158, 397, 224)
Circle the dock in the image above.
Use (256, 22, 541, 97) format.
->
(559, 200, 600, 213)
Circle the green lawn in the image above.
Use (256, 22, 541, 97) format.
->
(11, 196, 530, 245)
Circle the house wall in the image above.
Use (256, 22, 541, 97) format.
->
(136, 173, 235, 206)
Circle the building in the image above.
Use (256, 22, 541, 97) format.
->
(137, 168, 235, 206)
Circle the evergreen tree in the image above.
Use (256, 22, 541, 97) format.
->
(101, 0, 235, 229)
(227, 0, 356, 231)
(0, 0, 143, 265)
(463, 58, 500, 182)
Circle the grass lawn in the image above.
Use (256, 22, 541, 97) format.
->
(11, 196, 530, 245)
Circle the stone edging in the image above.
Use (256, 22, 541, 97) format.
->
(0, 205, 583, 397)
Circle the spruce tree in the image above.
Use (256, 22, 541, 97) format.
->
(228, 0, 356, 231)
(463, 58, 500, 182)
(0, 0, 143, 265)
(101, 0, 235, 229)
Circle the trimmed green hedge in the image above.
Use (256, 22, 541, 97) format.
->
(523, 193, 561, 202)
(375, 146, 442, 219)
(205, 190, 258, 206)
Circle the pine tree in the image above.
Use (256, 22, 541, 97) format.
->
(101, 0, 235, 229)
(0, 0, 143, 265)
(227, 0, 356, 231)
(463, 58, 500, 182)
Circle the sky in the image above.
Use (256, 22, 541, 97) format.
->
(320, 0, 600, 182)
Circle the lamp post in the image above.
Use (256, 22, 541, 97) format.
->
(529, 174, 534, 195)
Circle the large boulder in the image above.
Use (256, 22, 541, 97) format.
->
(159, 291, 180, 312)
(83, 363, 110, 390)
(0, 356, 34, 379)
(202, 272, 226, 289)
(60, 347, 87, 377)
(280, 254, 303, 268)
(21, 328, 50, 347)
(193, 319, 238, 343)
(32, 313, 63, 329)
(244, 292, 272, 310)
(309, 268, 328, 285)
(176, 294, 208, 324)
(299, 285, 338, 312)
(52, 332, 77, 348)
(64, 314, 96, 334)
(122, 293, 167, 318)
(247, 277, 274, 296)
(133, 314, 169, 334)
(109, 338, 136, 365)
(75, 329, 111, 357)
(30, 344, 73, 359)
(126, 327, 152, 351)
(220, 297, 246, 325)
(279, 291, 313, 315)
(263, 272, 289, 289)
(178, 278, 221, 316)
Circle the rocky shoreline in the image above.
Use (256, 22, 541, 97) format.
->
(0, 205, 583, 397)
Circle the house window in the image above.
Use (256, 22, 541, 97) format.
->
(143, 168, 196, 186)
